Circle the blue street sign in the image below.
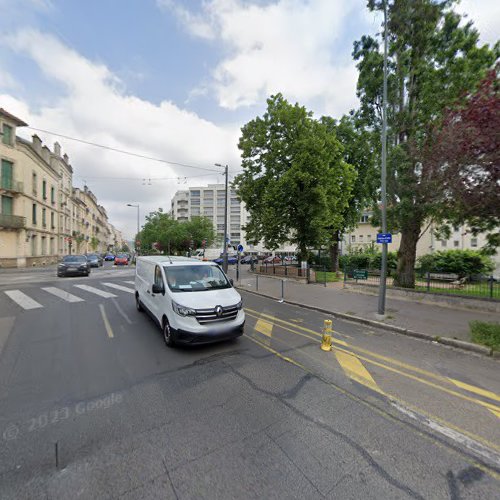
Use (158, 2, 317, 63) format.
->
(377, 233, 392, 244)
(237, 244, 244, 253)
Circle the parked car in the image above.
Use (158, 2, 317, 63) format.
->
(114, 253, 129, 266)
(87, 253, 103, 267)
(263, 256, 282, 264)
(135, 256, 244, 346)
(57, 255, 90, 277)
(283, 256, 296, 262)
(104, 253, 115, 261)
(240, 255, 258, 264)
(213, 255, 238, 265)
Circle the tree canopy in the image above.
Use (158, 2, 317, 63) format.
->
(354, 0, 499, 287)
(233, 94, 356, 261)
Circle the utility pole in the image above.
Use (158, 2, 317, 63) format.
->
(215, 163, 229, 273)
(377, 0, 389, 316)
(126, 203, 140, 255)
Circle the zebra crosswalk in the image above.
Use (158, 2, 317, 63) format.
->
(3, 281, 134, 310)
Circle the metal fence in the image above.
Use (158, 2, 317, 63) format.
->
(343, 268, 500, 300)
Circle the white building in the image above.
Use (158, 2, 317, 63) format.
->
(170, 184, 295, 254)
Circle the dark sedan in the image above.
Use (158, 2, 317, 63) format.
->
(57, 255, 90, 277)
(213, 255, 238, 265)
(240, 255, 258, 264)
(87, 253, 103, 267)
(104, 253, 115, 261)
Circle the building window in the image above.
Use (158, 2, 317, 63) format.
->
(41, 236, 46, 256)
(441, 240, 447, 247)
(51, 211, 55, 229)
(471, 237, 478, 248)
(351, 235, 356, 243)
(230, 198, 239, 205)
(31, 235, 37, 256)
(32, 204, 37, 225)
(51, 186, 55, 204)
(191, 208, 201, 215)
(454, 240, 459, 248)
(50, 237, 55, 255)
(42, 208, 47, 227)
(217, 224, 224, 231)
(359, 235, 364, 242)
(1, 195, 13, 215)
(42, 180, 47, 199)
(32, 172, 37, 196)
(2, 124, 13, 145)
(360, 214, 369, 223)
(367, 234, 372, 241)
(190, 190, 200, 197)
(1, 159, 13, 190)
(191, 198, 200, 205)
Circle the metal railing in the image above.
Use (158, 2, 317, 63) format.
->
(0, 180, 23, 193)
(0, 214, 26, 229)
(343, 268, 499, 300)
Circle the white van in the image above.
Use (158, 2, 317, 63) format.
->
(193, 248, 222, 261)
(135, 256, 245, 346)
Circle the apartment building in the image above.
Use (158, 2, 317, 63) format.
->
(171, 184, 245, 245)
(0, 108, 122, 267)
(170, 184, 295, 254)
(343, 211, 500, 272)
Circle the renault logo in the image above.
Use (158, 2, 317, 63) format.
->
(215, 305, 223, 317)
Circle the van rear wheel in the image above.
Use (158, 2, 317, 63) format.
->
(162, 318, 175, 347)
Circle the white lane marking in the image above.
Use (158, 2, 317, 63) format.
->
(41, 287, 84, 303)
(99, 304, 114, 338)
(4, 290, 43, 310)
(74, 285, 117, 299)
(111, 298, 132, 324)
(123, 280, 135, 285)
(101, 282, 135, 294)
(391, 401, 500, 467)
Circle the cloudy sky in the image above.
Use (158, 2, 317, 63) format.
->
(0, 0, 497, 239)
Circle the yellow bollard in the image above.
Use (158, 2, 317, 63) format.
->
(321, 319, 333, 351)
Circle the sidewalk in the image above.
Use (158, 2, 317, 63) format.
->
(232, 270, 499, 343)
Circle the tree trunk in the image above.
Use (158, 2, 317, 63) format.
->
(329, 231, 340, 272)
(393, 219, 421, 288)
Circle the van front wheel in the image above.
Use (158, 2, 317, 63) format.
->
(162, 318, 175, 347)
(135, 293, 144, 312)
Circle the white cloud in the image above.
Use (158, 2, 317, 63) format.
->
(164, 0, 369, 117)
(458, 0, 500, 46)
(1, 29, 240, 239)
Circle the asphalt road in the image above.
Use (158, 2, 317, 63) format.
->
(0, 263, 499, 499)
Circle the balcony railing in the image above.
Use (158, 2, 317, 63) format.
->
(0, 180, 24, 194)
(0, 214, 26, 229)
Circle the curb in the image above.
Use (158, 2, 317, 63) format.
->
(237, 286, 496, 358)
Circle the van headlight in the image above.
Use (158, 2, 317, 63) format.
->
(236, 300, 243, 310)
(172, 301, 196, 317)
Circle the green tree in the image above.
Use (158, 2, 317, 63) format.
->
(234, 94, 356, 262)
(121, 243, 130, 253)
(321, 113, 378, 271)
(90, 236, 99, 251)
(354, 0, 498, 287)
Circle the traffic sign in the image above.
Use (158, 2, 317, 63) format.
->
(376, 233, 392, 244)
(237, 244, 244, 253)
(353, 269, 368, 280)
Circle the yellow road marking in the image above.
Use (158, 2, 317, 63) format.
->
(334, 345, 500, 416)
(255, 318, 273, 337)
(448, 378, 500, 404)
(247, 308, 500, 405)
(99, 304, 114, 338)
(335, 350, 384, 394)
(243, 333, 500, 480)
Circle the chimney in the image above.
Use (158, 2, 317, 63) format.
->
(41, 145, 51, 164)
(63, 153, 69, 164)
(54, 142, 61, 157)
(32, 134, 42, 154)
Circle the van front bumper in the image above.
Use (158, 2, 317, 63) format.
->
(172, 322, 244, 345)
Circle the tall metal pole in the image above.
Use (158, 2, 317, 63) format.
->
(377, 0, 389, 315)
(136, 205, 140, 255)
(223, 164, 229, 273)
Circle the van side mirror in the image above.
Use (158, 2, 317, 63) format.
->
(229, 278, 234, 286)
(152, 283, 164, 295)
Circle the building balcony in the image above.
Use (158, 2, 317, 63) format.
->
(0, 180, 24, 195)
(0, 214, 26, 229)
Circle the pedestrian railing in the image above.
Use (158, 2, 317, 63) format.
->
(343, 268, 499, 301)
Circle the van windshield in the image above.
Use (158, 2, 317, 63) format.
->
(163, 265, 231, 292)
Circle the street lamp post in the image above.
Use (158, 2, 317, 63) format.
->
(215, 163, 229, 273)
(126, 203, 140, 254)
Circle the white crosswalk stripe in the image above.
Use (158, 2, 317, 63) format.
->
(123, 280, 135, 285)
(42, 287, 84, 303)
(4, 290, 43, 310)
(102, 282, 135, 294)
(74, 284, 117, 298)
